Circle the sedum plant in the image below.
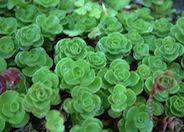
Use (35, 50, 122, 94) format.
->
(98, 17, 123, 35)
(54, 37, 88, 63)
(0, 0, 184, 131)
(0, 17, 17, 35)
(126, 29, 144, 46)
(141, 56, 167, 72)
(16, 24, 44, 50)
(63, 86, 101, 121)
(127, 18, 153, 34)
(55, 58, 101, 92)
(100, 59, 139, 88)
(36, 14, 63, 40)
(118, 105, 153, 132)
(0, 36, 18, 59)
(171, 16, 184, 44)
(96, 32, 132, 61)
(23, 82, 61, 118)
(70, 118, 108, 132)
(45, 110, 65, 132)
(15, 47, 53, 77)
(136, 64, 152, 80)
(152, 18, 173, 38)
(133, 43, 150, 60)
(165, 95, 184, 118)
(108, 85, 136, 113)
(32, 66, 59, 88)
(154, 37, 184, 62)
(15, 4, 39, 24)
(145, 70, 180, 102)
(0, 91, 29, 128)
(85, 51, 107, 70)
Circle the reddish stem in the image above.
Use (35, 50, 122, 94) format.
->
(148, 86, 155, 121)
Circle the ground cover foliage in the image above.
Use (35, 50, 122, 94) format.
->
(0, 0, 184, 131)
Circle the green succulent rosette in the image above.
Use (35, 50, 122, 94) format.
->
(0, 17, 17, 35)
(0, 36, 18, 59)
(15, 4, 39, 23)
(33, 0, 59, 8)
(171, 16, 184, 44)
(70, 118, 108, 132)
(23, 83, 61, 118)
(0, 91, 29, 128)
(151, 0, 175, 18)
(108, 85, 136, 112)
(98, 16, 123, 35)
(126, 29, 144, 45)
(127, 18, 153, 34)
(49, 9, 66, 24)
(141, 56, 167, 72)
(103, 59, 139, 87)
(135, 7, 153, 21)
(152, 18, 173, 37)
(133, 43, 150, 60)
(54, 37, 87, 63)
(117, 11, 138, 29)
(15, 47, 53, 77)
(136, 64, 152, 80)
(145, 70, 180, 102)
(32, 66, 59, 89)
(167, 62, 184, 81)
(104, 59, 130, 85)
(165, 95, 184, 118)
(154, 37, 184, 62)
(118, 105, 153, 132)
(96, 32, 132, 61)
(143, 35, 162, 52)
(16, 24, 44, 50)
(36, 14, 63, 40)
(45, 110, 65, 132)
(85, 51, 107, 70)
(55, 58, 101, 92)
(63, 87, 101, 120)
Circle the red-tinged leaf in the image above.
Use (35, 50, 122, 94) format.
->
(3, 69, 21, 90)
(0, 75, 6, 94)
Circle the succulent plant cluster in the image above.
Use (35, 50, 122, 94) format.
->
(0, 0, 184, 132)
